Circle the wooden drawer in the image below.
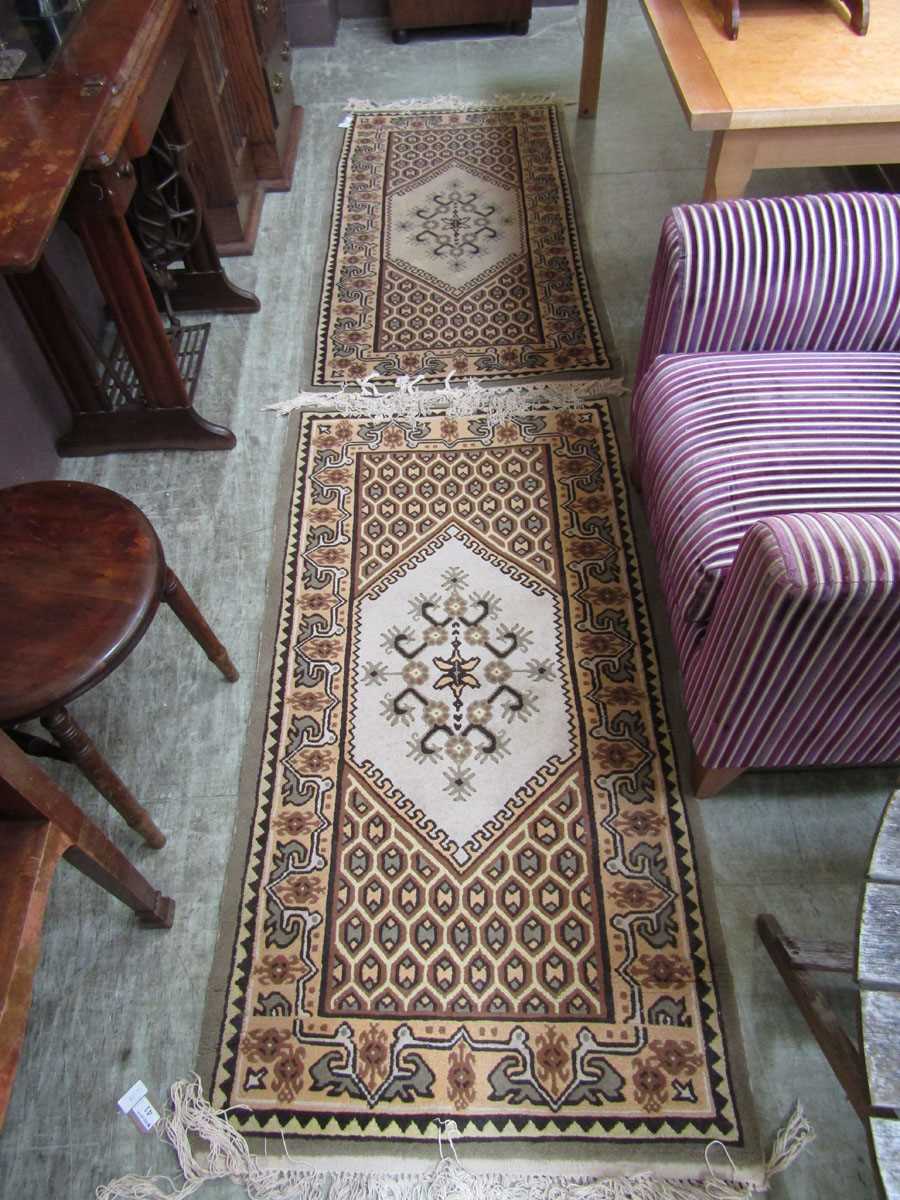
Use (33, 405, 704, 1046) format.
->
(389, 0, 532, 31)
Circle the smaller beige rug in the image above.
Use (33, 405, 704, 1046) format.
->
(314, 101, 615, 385)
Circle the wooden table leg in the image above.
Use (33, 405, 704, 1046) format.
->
(578, 0, 609, 119)
(5, 259, 109, 420)
(64, 843, 174, 927)
(163, 568, 239, 682)
(703, 129, 758, 201)
(61, 161, 236, 454)
(757, 913, 871, 1123)
(41, 706, 166, 849)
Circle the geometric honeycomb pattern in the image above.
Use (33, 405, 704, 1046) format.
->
(326, 778, 607, 1019)
(377, 261, 542, 352)
(387, 128, 521, 191)
(357, 444, 557, 593)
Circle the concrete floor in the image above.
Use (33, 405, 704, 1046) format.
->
(1, 2, 896, 1196)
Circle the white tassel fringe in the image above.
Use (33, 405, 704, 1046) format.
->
(267, 374, 628, 424)
(96, 1076, 813, 1200)
(343, 94, 563, 112)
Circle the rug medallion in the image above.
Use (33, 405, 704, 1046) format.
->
(314, 105, 613, 385)
(208, 405, 745, 1147)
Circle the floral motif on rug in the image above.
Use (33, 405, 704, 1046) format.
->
(210, 405, 743, 1144)
(314, 105, 612, 385)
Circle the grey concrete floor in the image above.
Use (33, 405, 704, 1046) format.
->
(1, 2, 897, 1196)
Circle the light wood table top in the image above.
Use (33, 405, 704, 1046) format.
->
(641, 0, 900, 131)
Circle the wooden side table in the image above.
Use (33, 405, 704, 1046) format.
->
(578, 0, 900, 204)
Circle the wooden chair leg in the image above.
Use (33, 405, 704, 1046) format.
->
(64, 844, 174, 928)
(691, 754, 744, 798)
(41, 707, 166, 849)
(757, 914, 870, 1122)
(162, 568, 239, 682)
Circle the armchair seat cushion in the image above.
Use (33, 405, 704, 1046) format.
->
(633, 350, 900, 663)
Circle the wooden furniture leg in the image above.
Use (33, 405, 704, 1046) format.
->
(4, 259, 110, 421)
(721, 0, 739, 38)
(0, 731, 173, 1128)
(40, 707, 166, 849)
(578, 0, 609, 118)
(61, 162, 236, 454)
(163, 568, 240, 682)
(691, 755, 744, 798)
(848, 0, 870, 35)
(757, 914, 871, 1122)
(703, 130, 758, 201)
(167, 217, 261, 315)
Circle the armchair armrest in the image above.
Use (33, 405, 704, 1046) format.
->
(634, 193, 900, 388)
(682, 511, 900, 770)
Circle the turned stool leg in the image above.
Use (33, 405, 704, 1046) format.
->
(41, 707, 166, 849)
(162, 568, 239, 682)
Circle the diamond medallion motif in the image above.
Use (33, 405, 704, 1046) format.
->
(385, 164, 526, 294)
(349, 525, 576, 866)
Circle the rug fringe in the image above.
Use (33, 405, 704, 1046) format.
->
(95, 1076, 814, 1200)
(344, 94, 563, 112)
(267, 374, 628, 422)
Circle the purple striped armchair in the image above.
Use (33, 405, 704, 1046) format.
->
(631, 192, 900, 797)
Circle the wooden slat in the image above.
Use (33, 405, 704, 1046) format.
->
(870, 791, 900, 885)
(870, 1118, 900, 1200)
(861, 991, 900, 1110)
(858, 882, 900, 993)
(778, 934, 854, 975)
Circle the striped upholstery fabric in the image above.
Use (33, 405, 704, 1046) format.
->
(634, 192, 900, 388)
(684, 512, 900, 769)
(633, 352, 900, 665)
(632, 192, 900, 778)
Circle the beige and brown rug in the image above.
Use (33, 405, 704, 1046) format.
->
(203, 403, 757, 1173)
(313, 103, 614, 385)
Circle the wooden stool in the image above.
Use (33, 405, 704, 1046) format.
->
(0, 481, 239, 850)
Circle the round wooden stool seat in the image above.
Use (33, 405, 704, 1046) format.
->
(0, 481, 165, 724)
(0, 480, 238, 849)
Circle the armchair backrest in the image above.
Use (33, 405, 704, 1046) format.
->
(635, 192, 900, 387)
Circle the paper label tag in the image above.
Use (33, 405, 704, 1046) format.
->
(117, 1080, 160, 1133)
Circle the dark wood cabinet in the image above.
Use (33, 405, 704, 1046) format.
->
(181, 0, 302, 254)
(389, 0, 532, 41)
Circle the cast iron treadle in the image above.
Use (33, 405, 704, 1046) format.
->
(101, 322, 211, 410)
